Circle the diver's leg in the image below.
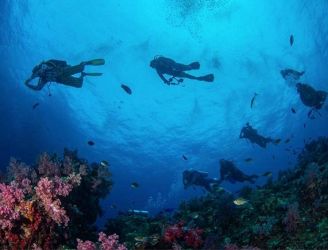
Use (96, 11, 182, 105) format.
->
(58, 76, 83, 88)
(173, 62, 200, 71)
(62, 64, 85, 76)
(175, 71, 199, 80)
(176, 72, 214, 82)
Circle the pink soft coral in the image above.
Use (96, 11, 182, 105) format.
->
(77, 233, 127, 250)
(98, 232, 127, 250)
(35, 175, 79, 226)
(38, 153, 60, 177)
(77, 239, 96, 250)
(0, 182, 24, 230)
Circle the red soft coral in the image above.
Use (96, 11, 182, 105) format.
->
(184, 228, 203, 249)
(164, 222, 184, 243)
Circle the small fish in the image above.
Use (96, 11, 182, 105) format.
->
(291, 108, 296, 114)
(262, 171, 272, 177)
(134, 236, 146, 242)
(121, 84, 132, 95)
(285, 138, 291, 144)
(250, 93, 258, 109)
(87, 140, 95, 146)
(110, 204, 117, 209)
(244, 158, 253, 162)
(100, 160, 109, 167)
(233, 197, 248, 206)
(304, 123, 306, 128)
(32, 102, 40, 109)
(190, 212, 199, 219)
(130, 182, 139, 189)
(182, 155, 188, 160)
(274, 139, 282, 144)
(290, 35, 294, 46)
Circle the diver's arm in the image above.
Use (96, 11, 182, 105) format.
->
(24, 77, 46, 91)
(156, 70, 169, 84)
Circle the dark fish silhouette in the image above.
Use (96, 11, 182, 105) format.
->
(285, 138, 291, 144)
(182, 155, 188, 160)
(290, 35, 294, 46)
(110, 204, 117, 209)
(32, 102, 40, 109)
(250, 93, 258, 108)
(274, 139, 282, 144)
(87, 140, 95, 146)
(121, 84, 132, 95)
(244, 158, 253, 162)
(291, 108, 296, 114)
(304, 123, 306, 128)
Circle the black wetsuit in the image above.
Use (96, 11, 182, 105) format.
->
(150, 56, 214, 84)
(240, 123, 273, 148)
(183, 170, 219, 192)
(296, 83, 327, 109)
(219, 160, 258, 184)
(25, 60, 85, 90)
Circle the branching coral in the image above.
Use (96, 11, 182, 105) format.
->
(0, 149, 113, 249)
(77, 232, 127, 250)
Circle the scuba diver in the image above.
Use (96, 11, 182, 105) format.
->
(150, 56, 214, 85)
(25, 59, 105, 91)
(183, 169, 220, 192)
(296, 83, 327, 110)
(239, 123, 275, 148)
(219, 159, 258, 184)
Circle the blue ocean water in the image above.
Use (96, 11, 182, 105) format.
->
(1, 0, 327, 226)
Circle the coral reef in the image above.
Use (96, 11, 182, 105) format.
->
(103, 137, 328, 249)
(0, 149, 117, 249)
(1, 137, 328, 249)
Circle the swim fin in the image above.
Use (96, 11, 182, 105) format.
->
(85, 59, 105, 66)
(199, 74, 214, 82)
(82, 72, 103, 77)
(189, 62, 200, 70)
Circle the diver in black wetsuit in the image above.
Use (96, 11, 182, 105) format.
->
(25, 59, 105, 90)
(219, 159, 258, 184)
(296, 83, 327, 110)
(150, 56, 214, 85)
(183, 169, 219, 192)
(239, 123, 274, 148)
